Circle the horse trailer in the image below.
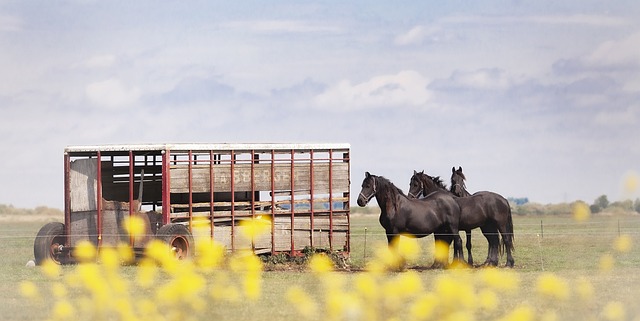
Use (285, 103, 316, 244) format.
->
(34, 143, 351, 264)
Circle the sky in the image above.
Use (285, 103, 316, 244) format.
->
(1, 1, 639, 209)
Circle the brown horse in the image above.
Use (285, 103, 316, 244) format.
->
(409, 170, 514, 267)
(357, 172, 464, 268)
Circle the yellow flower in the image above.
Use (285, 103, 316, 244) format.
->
(433, 273, 476, 311)
(354, 273, 379, 301)
(392, 234, 420, 262)
(623, 171, 638, 193)
(195, 239, 225, 269)
(74, 240, 97, 263)
(599, 254, 615, 272)
(117, 242, 135, 263)
(51, 282, 67, 298)
(540, 310, 559, 321)
(99, 247, 120, 271)
(434, 239, 450, 264)
(575, 276, 594, 302)
(536, 272, 570, 301)
(19, 281, 39, 299)
(601, 301, 626, 321)
(410, 293, 439, 320)
(244, 272, 261, 300)
(498, 304, 534, 321)
(123, 215, 146, 237)
(478, 267, 520, 292)
(572, 202, 590, 222)
(394, 270, 423, 297)
(613, 235, 632, 253)
(136, 258, 157, 288)
(52, 299, 75, 320)
(477, 289, 499, 311)
(41, 259, 61, 278)
(309, 253, 334, 274)
(286, 286, 318, 318)
(238, 216, 272, 240)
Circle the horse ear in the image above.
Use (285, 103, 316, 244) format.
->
(413, 170, 417, 175)
(420, 170, 424, 174)
(365, 172, 371, 178)
(452, 167, 456, 173)
(458, 166, 463, 172)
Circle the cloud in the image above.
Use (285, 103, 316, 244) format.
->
(0, 14, 23, 32)
(313, 70, 431, 110)
(555, 32, 640, 73)
(430, 68, 515, 91)
(594, 106, 638, 126)
(441, 14, 630, 27)
(394, 25, 456, 46)
(85, 78, 141, 108)
(81, 54, 117, 69)
(223, 20, 342, 34)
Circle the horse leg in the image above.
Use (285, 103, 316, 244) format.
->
(465, 230, 473, 266)
(431, 232, 451, 269)
(480, 225, 499, 266)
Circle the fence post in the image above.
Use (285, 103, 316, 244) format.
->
(363, 227, 368, 262)
(541, 220, 543, 239)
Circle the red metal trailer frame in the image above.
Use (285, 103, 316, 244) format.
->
(46, 143, 350, 262)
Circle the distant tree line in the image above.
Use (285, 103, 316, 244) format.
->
(0, 204, 63, 216)
(511, 195, 640, 216)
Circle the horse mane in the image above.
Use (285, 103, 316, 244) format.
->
(431, 176, 448, 190)
(375, 175, 406, 197)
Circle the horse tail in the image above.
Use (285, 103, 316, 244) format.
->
(499, 205, 515, 257)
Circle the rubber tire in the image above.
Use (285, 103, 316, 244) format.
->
(155, 223, 194, 260)
(33, 222, 66, 265)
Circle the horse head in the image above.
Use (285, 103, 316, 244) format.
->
(357, 172, 378, 206)
(408, 170, 425, 199)
(450, 166, 470, 197)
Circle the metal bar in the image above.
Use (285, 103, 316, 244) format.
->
(162, 150, 170, 225)
(251, 150, 256, 251)
(309, 149, 315, 248)
(129, 150, 134, 247)
(230, 150, 235, 251)
(96, 151, 103, 247)
(345, 151, 351, 253)
(270, 150, 276, 254)
(290, 149, 295, 255)
(328, 149, 334, 251)
(64, 153, 71, 247)
(209, 150, 215, 239)
(188, 150, 193, 231)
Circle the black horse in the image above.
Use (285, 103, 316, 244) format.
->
(409, 170, 515, 267)
(357, 172, 464, 268)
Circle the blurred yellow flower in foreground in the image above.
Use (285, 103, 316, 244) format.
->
(623, 171, 638, 193)
(239, 216, 272, 240)
(309, 253, 334, 274)
(536, 272, 570, 301)
(19, 281, 39, 299)
(572, 201, 590, 222)
(433, 239, 450, 264)
(286, 286, 318, 318)
(41, 259, 61, 278)
(74, 240, 96, 263)
(499, 304, 535, 321)
(123, 214, 146, 236)
(613, 235, 632, 253)
(602, 301, 626, 321)
(599, 254, 615, 272)
(392, 234, 420, 262)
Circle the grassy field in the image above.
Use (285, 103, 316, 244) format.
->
(1, 213, 640, 320)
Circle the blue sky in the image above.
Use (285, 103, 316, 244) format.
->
(1, 1, 639, 208)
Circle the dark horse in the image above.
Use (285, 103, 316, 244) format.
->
(357, 172, 464, 267)
(408, 170, 514, 267)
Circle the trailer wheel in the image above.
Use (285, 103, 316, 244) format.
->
(34, 222, 66, 265)
(155, 224, 194, 260)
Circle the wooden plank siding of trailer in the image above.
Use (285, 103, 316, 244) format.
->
(169, 162, 349, 194)
(168, 161, 350, 253)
